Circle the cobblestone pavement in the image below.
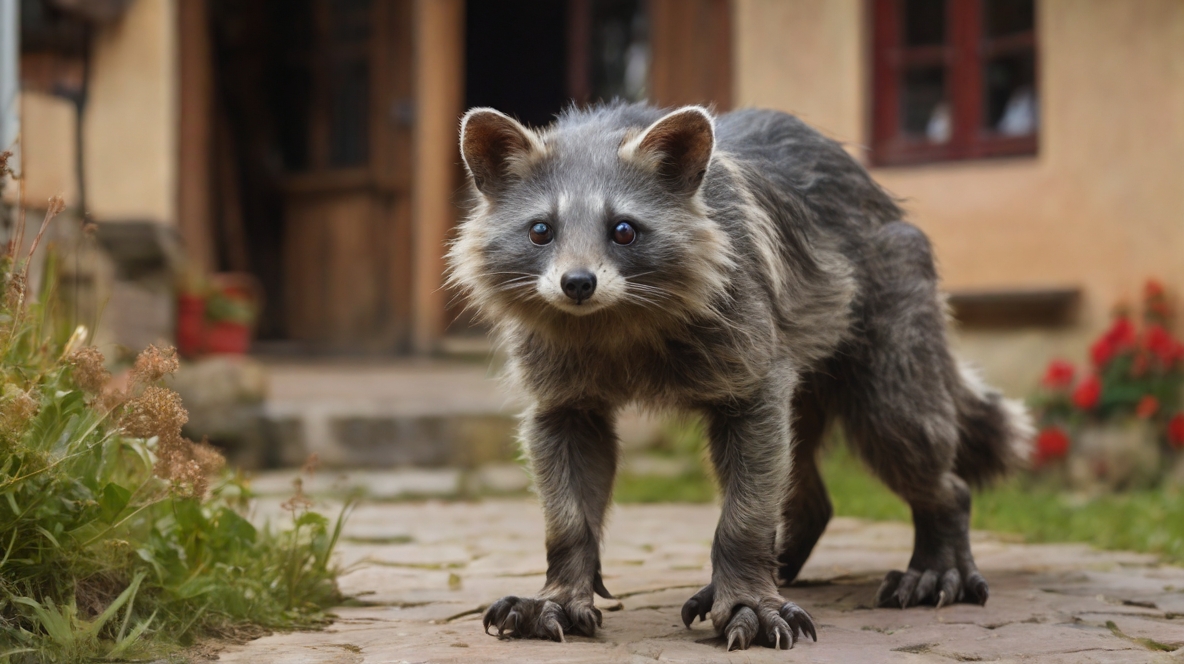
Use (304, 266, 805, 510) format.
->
(217, 499, 1184, 663)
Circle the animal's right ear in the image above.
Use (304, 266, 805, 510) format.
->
(459, 108, 545, 197)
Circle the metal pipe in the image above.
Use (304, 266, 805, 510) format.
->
(0, 0, 18, 163)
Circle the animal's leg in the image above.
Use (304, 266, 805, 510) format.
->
(838, 221, 1007, 608)
(483, 406, 617, 640)
(777, 382, 832, 585)
(680, 370, 817, 650)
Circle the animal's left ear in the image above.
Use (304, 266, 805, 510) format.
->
(621, 106, 715, 196)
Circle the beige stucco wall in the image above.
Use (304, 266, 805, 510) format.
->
(734, 0, 1184, 391)
(19, 92, 78, 208)
(734, 0, 1184, 327)
(83, 0, 178, 224)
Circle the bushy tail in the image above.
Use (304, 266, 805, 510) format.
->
(952, 362, 1035, 488)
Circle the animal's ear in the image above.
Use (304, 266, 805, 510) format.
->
(460, 108, 545, 197)
(621, 106, 715, 196)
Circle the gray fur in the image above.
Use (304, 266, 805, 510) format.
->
(452, 102, 1034, 649)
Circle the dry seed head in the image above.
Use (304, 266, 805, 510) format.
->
(4, 272, 26, 312)
(301, 453, 321, 478)
(131, 345, 179, 385)
(121, 385, 188, 441)
(0, 385, 39, 438)
(154, 437, 225, 499)
(68, 346, 110, 394)
(192, 438, 226, 476)
(46, 196, 66, 217)
(281, 477, 314, 512)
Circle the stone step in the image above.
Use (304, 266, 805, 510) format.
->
(178, 357, 667, 469)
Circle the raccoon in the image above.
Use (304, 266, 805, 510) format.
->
(449, 103, 1033, 651)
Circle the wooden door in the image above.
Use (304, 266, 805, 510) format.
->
(279, 0, 415, 352)
(648, 0, 733, 109)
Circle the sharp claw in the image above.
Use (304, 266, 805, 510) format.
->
(875, 570, 904, 607)
(681, 599, 697, 629)
(726, 633, 738, 651)
(498, 610, 517, 637)
(773, 629, 781, 651)
(541, 617, 564, 643)
(936, 589, 949, 609)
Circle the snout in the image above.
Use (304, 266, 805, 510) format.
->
(560, 270, 597, 303)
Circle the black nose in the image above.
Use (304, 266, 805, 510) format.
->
(560, 270, 597, 303)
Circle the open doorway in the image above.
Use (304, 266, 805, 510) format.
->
(464, 0, 649, 127)
(209, 0, 414, 354)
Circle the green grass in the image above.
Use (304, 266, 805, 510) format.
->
(614, 468, 717, 504)
(0, 221, 348, 660)
(614, 423, 1184, 565)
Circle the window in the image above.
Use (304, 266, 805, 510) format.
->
(871, 0, 1038, 166)
(267, 0, 373, 173)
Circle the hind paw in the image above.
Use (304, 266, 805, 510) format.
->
(875, 567, 989, 608)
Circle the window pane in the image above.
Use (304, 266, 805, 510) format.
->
(329, 60, 370, 167)
(984, 0, 1034, 38)
(903, 0, 945, 47)
(984, 53, 1037, 135)
(327, 0, 372, 168)
(901, 66, 950, 143)
(272, 64, 312, 171)
(590, 0, 649, 103)
(331, 0, 371, 43)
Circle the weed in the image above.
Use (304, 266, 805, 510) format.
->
(0, 192, 347, 661)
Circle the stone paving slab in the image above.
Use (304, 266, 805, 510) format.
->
(218, 500, 1184, 663)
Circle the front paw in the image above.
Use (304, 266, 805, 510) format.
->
(704, 591, 816, 651)
(482, 595, 602, 641)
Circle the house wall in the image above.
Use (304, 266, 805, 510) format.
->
(734, 0, 1184, 392)
(83, 0, 178, 225)
(20, 91, 78, 207)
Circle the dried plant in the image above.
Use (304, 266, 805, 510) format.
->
(0, 170, 346, 661)
(129, 344, 179, 385)
(67, 346, 111, 395)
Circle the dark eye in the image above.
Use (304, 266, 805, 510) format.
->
(529, 222, 553, 245)
(612, 221, 637, 246)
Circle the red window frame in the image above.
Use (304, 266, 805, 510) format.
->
(870, 0, 1038, 166)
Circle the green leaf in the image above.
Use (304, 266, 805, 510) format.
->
(98, 482, 132, 524)
(215, 508, 257, 547)
(295, 512, 329, 529)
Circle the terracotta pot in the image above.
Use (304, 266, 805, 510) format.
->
(205, 321, 251, 355)
(177, 294, 206, 357)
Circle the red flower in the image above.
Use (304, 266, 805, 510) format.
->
(1143, 325, 1181, 365)
(1034, 427, 1070, 464)
(1041, 359, 1076, 390)
(1091, 318, 1137, 368)
(1131, 351, 1149, 377)
(1145, 279, 1165, 300)
(1135, 395, 1159, 418)
(1109, 317, 1138, 346)
(1170, 414, 1184, 449)
(1072, 375, 1102, 410)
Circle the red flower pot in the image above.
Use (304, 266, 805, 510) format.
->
(204, 321, 251, 355)
(177, 295, 206, 357)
